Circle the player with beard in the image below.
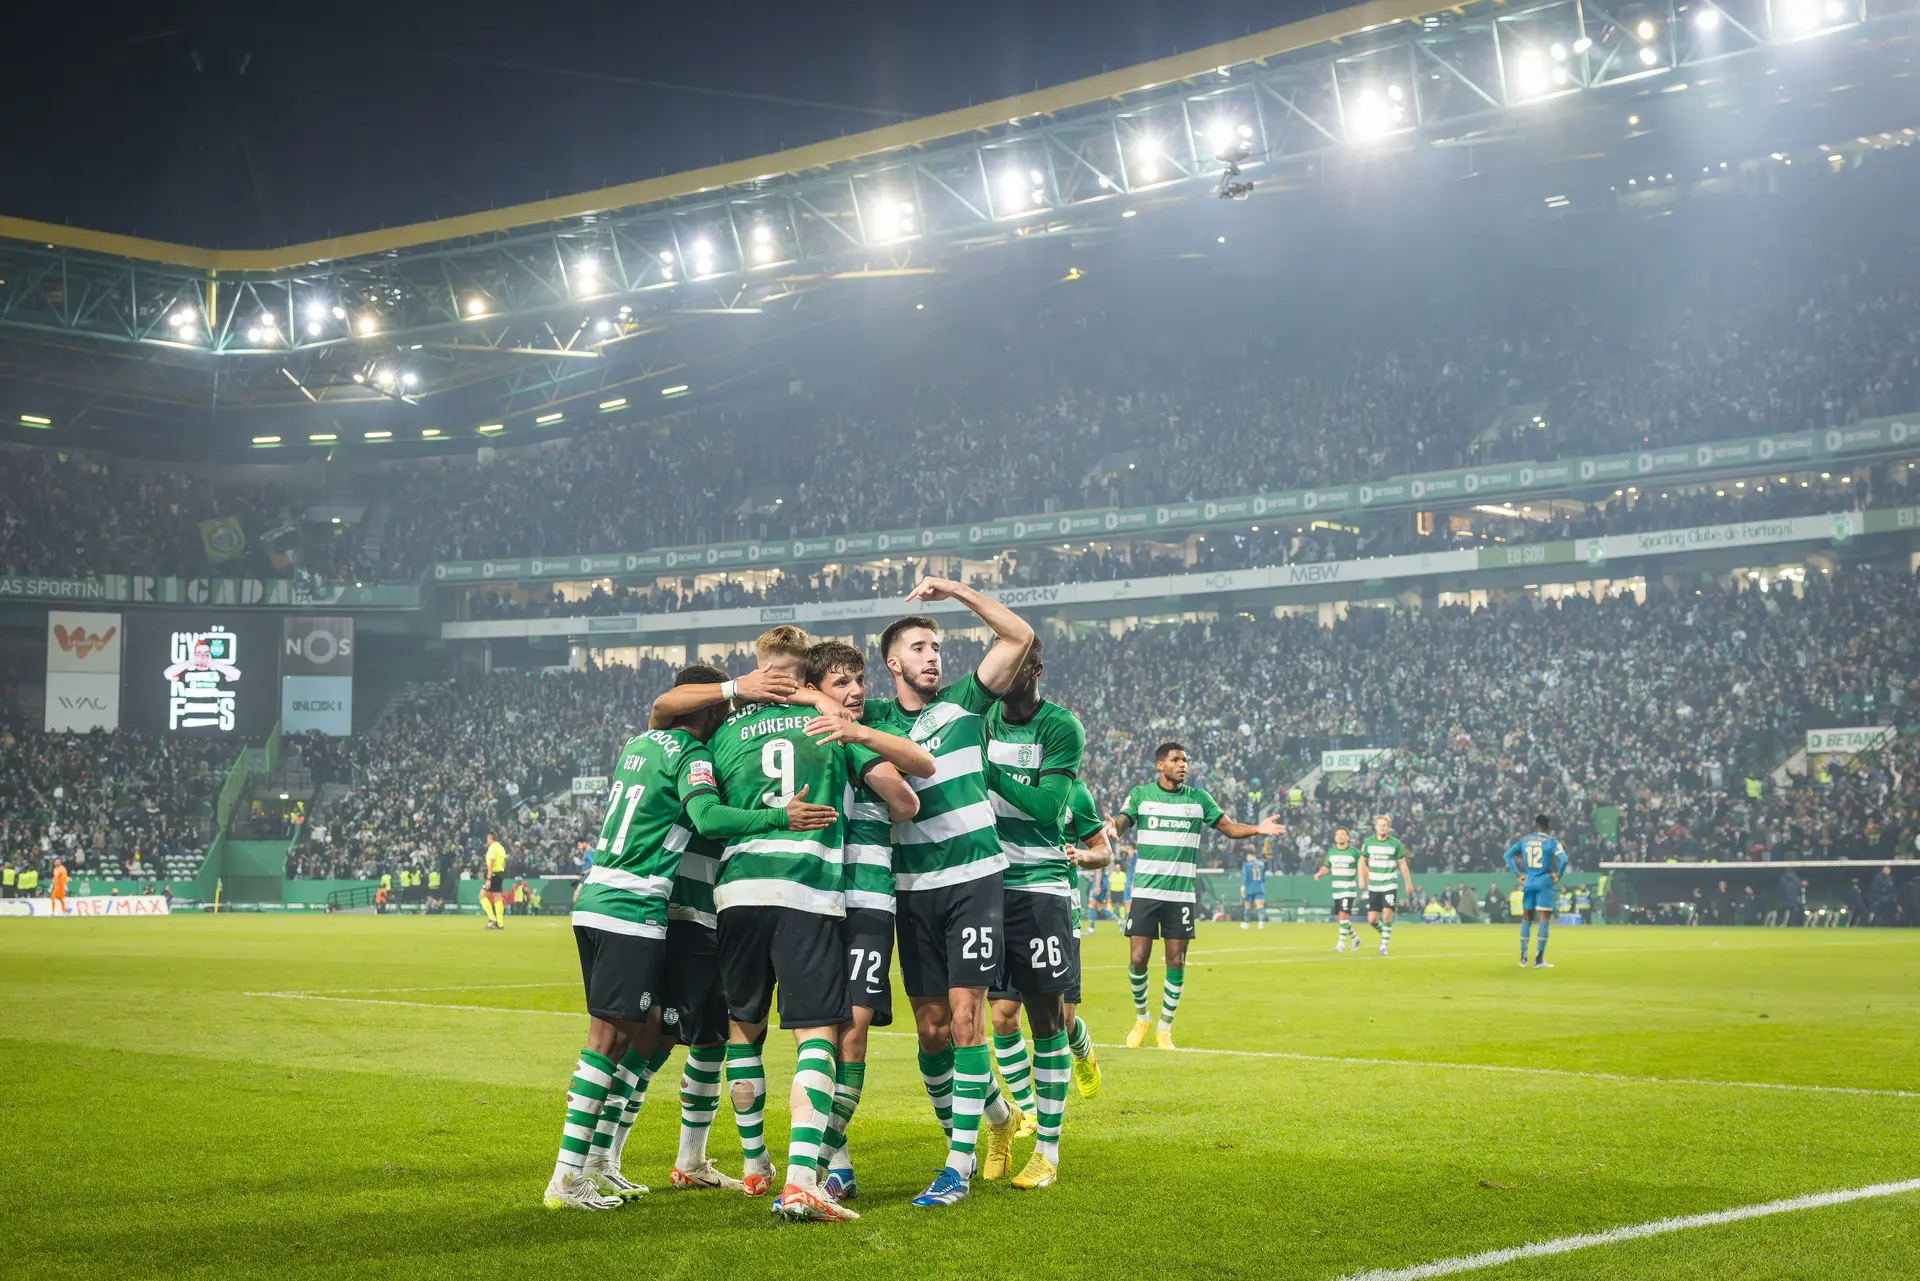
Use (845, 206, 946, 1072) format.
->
(865, 578, 1034, 1208)
(978, 638, 1106, 1188)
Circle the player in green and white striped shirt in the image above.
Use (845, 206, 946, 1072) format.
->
(1110, 743, 1285, 1050)
(1359, 814, 1412, 957)
(865, 577, 1034, 1209)
(544, 663, 834, 1212)
(1313, 825, 1364, 953)
(707, 632, 927, 1222)
(980, 638, 1095, 1190)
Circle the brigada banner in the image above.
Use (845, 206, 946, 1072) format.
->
(45, 610, 123, 732)
(0, 575, 420, 608)
(429, 414, 1916, 586)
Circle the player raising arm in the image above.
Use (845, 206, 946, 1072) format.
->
(1504, 815, 1569, 969)
(1110, 743, 1284, 1049)
(1357, 815, 1412, 957)
(866, 577, 1034, 1209)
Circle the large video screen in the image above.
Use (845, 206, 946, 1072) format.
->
(122, 613, 278, 738)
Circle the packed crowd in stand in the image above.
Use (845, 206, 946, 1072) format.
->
(0, 447, 376, 584)
(285, 660, 755, 883)
(463, 465, 1913, 621)
(280, 557, 1920, 892)
(0, 713, 231, 882)
(6, 156, 1917, 587)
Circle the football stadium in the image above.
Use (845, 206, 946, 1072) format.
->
(3, 0, 1920, 1274)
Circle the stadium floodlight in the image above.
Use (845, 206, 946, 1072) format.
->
(306, 321, 323, 337)
(374, 367, 397, 390)
(1513, 51, 1552, 98)
(309, 433, 338, 443)
(421, 428, 442, 438)
(246, 327, 263, 343)
(466, 297, 488, 317)
(331, 305, 346, 320)
(364, 430, 392, 440)
(658, 251, 674, 264)
(1348, 90, 1392, 138)
(259, 311, 277, 328)
(596, 319, 613, 334)
(1573, 35, 1593, 51)
(1638, 45, 1660, 64)
(305, 300, 329, 322)
(358, 315, 380, 335)
(252, 435, 281, 445)
(536, 412, 564, 424)
(753, 243, 775, 263)
(998, 167, 1029, 208)
(1695, 5, 1722, 28)
(576, 255, 599, 279)
(1637, 19, 1657, 38)
(1550, 42, 1569, 59)
(599, 398, 627, 411)
(400, 371, 419, 389)
(753, 224, 773, 244)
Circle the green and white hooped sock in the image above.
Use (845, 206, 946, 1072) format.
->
(1128, 966, 1151, 1018)
(944, 1043, 993, 1178)
(1158, 966, 1185, 1030)
(786, 1037, 837, 1182)
(819, 1059, 866, 1171)
(724, 1042, 769, 1173)
(1067, 1015, 1093, 1061)
(992, 1030, 1039, 1115)
(554, 1049, 615, 1182)
(675, 1043, 725, 1170)
(1032, 1031, 1070, 1166)
(918, 1045, 955, 1139)
(604, 1044, 671, 1167)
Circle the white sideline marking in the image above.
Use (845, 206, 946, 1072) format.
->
(1333, 1177, 1920, 1280)
(242, 991, 1919, 1100)
(1080, 938, 1877, 973)
(300, 981, 576, 995)
(246, 991, 578, 1018)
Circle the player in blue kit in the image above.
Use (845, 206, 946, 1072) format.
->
(1503, 816, 1569, 968)
(1239, 850, 1267, 930)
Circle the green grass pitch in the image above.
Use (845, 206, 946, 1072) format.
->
(2, 916, 1916, 1279)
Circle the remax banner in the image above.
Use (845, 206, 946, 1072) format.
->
(44, 610, 123, 732)
(281, 617, 354, 734)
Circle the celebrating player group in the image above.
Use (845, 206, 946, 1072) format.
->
(539, 576, 1334, 1221)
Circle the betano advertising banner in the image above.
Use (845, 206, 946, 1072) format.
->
(280, 617, 355, 735)
(1806, 726, 1897, 755)
(429, 415, 1917, 585)
(44, 610, 123, 732)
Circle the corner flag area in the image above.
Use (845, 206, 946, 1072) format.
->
(3, 917, 1915, 1278)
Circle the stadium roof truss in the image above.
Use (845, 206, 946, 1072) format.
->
(0, 0, 1912, 426)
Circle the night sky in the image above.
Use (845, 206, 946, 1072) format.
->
(2, 0, 1326, 248)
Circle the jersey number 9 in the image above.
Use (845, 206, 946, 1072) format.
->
(760, 738, 797, 808)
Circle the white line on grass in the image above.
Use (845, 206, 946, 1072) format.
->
(245, 991, 578, 1017)
(297, 981, 577, 995)
(241, 995, 1919, 1100)
(1332, 1176, 1920, 1280)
